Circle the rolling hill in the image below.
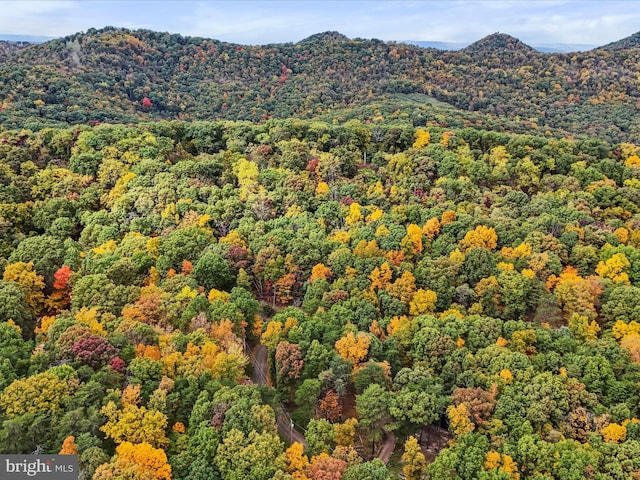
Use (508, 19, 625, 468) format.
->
(0, 27, 639, 142)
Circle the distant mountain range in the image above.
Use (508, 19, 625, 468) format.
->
(0, 33, 55, 43)
(0, 27, 639, 142)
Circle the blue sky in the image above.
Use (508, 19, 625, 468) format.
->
(1, 1, 639, 48)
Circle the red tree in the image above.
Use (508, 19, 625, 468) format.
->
(71, 336, 118, 369)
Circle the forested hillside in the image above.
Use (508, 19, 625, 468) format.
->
(0, 27, 640, 143)
(2, 118, 640, 478)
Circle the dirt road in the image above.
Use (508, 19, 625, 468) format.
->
(250, 344, 306, 446)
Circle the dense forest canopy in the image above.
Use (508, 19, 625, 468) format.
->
(3, 25, 640, 480)
(0, 27, 639, 142)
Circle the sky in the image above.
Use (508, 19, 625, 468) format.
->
(0, 1, 639, 49)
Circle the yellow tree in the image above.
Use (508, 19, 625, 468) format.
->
(459, 225, 498, 252)
(345, 202, 363, 226)
(401, 224, 424, 255)
(441, 210, 457, 225)
(309, 263, 332, 283)
(547, 266, 603, 320)
(286, 442, 310, 480)
(595, 253, 631, 285)
(484, 451, 520, 479)
(335, 331, 371, 365)
(3, 261, 45, 314)
(0, 367, 78, 417)
(235, 158, 259, 200)
(369, 262, 392, 291)
(387, 271, 417, 303)
(409, 289, 437, 316)
(447, 403, 474, 436)
(601, 423, 626, 443)
(93, 441, 171, 480)
(402, 436, 426, 480)
(413, 129, 431, 149)
(620, 334, 640, 363)
(423, 217, 441, 241)
(334, 418, 358, 447)
(100, 400, 169, 448)
(568, 314, 600, 342)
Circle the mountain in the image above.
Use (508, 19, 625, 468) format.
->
(461, 33, 536, 54)
(599, 31, 640, 51)
(404, 39, 598, 53)
(0, 27, 639, 142)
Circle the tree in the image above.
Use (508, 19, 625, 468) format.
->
(295, 379, 322, 418)
(451, 386, 497, 430)
(447, 404, 474, 436)
(413, 129, 431, 149)
(335, 331, 371, 365)
(306, 453, 346, 480)
(601, 423, 626, 443)
(59, 435, 77, 455)
(286, 441, 309, 479)
(2, 261, 45, 314)
(9, 234, 66, 284)
(46, 265, 73, 312)
(601, 286, 640, 324)
(343, 460, 390, 480)
(402, 436, 426, 480)
(276, 341, 304, 384)
(193, 252, 234, 291)
(310, 263, 332, 283)
(369, 263, 392, 291)
(409, 289, 437, 316)
(71, 335, 117, 369)
(94, 441, 171, 480)
(423, 217, 440, 241)
(0, 366, 78, 418)
(100, 401, 169, 447)
(387, 271, 417, 303)
(402, 224, 424, 255)
(354, 362, 390, 394)
(549, 266, 603, 320)
(459, 225, 498, 252)
(0, 280, 32, 330)
(318, 390, 342, 422)
(305, 419, 336, 457)
(215, 428, 287, 480)
(427, 433, 489, 480)
(595, 252, 631, 285)
(356, 384, 390, 448)
(389, 387, 441, 435)
(483, 451, 520, 479)
(334, 418, 358, 447)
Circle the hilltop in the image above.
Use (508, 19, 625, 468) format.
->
(0, 27, 639, 142)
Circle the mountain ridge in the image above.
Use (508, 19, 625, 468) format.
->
(0, 26, 639, 142)
(2, 26, 636, 52)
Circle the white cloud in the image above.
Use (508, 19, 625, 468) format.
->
(0, 1, 78, 35)
(0, 0, 637, 48)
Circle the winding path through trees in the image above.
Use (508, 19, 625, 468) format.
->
(249, 344, 398, 462)
(250, 344, 306, 446)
